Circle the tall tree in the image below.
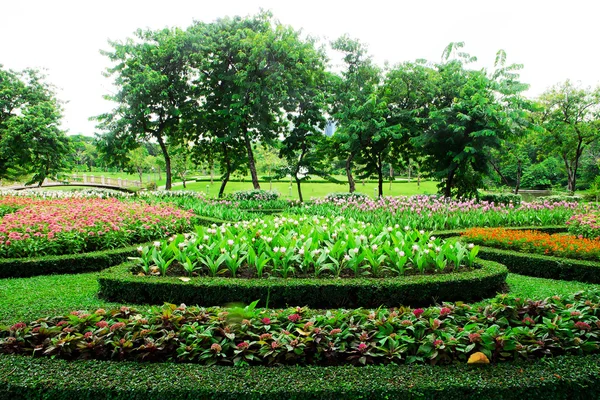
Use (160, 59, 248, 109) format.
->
(538, 80, 600, 192)
(0, 66, 71, 185)
(94, 27, 194, 190)
(187, 12, 324, 190)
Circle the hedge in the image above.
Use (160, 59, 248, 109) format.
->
(98, 259, 508, 308)
(0, 216, 221, 279)
(476, 245, 600, 283)
(1, 354, 599, 399)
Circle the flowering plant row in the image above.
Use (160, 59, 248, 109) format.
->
(294, 195, 581, 230)
(462, 228, 600, 261)
(0, 196, 195, 258)
(3, 290, 600, 366)
(133, 216, 479, 278)
(567, 212, 600, 240)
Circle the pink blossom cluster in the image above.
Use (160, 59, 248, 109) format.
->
(0, 196, 194, 251)
(312, 195, 579, 215)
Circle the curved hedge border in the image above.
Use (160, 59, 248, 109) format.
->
(98, 260, 507, 308)
(0, 216, 224, 279)
(1, 354, 599, 399)
(476, 246, 600, 283)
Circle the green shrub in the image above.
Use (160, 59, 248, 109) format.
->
(538, 194, 583, 203)
(1, 354, 599, 399)
(98, 260, 507, 308)
(476, 246, 600, 283)
(479, 193, 521, 206)
(230, 190, 280, 201)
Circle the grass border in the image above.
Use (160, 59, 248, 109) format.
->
(98, 259, 507, 308)
(0, 354, 599, 399)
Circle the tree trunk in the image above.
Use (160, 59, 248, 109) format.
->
(157, 166, 162, 181)
(514, 159, 522, 194)
(444, 168, 456, 198)
(377, 155, 384, 198)
(182, 175, 187, 189)
(296, 177, 303, 203)
(242, 126, 260, 189)
(210, 161, 214, 185)
(489, 159, 510, 187)
(156, 135, 172, 190)
(218, 144, 231, 198)
(389, 164, 393, 191)
(345, 153, 356, 193)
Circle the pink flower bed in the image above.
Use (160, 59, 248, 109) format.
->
(0, 196, 194, 258)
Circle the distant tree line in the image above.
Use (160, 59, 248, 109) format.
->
(2, 11, 599, 197)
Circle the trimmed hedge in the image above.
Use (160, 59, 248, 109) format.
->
(0, 216, 222, 279)
(477, 246, 600, 283)
(1, 354, 600, 399)
(98, 260, 507, 307)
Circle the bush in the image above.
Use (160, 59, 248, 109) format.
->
(479, 193, 521, 206)
(476, 246, 600, 283)
(230, 190, 280, 201)
(538, 194, 583, 203)
(98, 260, 507, 308)
(324, 192, 369, 202)
(1, 354, 600, 399)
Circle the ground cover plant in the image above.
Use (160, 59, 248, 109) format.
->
(292, 195, 581, 230)
(0, 195, 194, 258)
(3, 290, 600, 366)
(463, 228, 600, 261)
(132, 216, 480, 279)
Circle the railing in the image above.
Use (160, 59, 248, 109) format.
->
(68, 174, 143, 188)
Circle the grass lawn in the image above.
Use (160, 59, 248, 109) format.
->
(174, 179, 439, 200)
(1, 272, 597, 325)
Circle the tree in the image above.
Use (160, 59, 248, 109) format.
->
(413, 44, 530, 198)
(94, 27, 194, 190)
(538, 80, 600, 192)
(330, 36, 382, 194)
(0, 66, 71, 185)
(171, 144, 194, 189)
(126, 147, 150, 185)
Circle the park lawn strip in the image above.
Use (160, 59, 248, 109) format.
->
(0, 354, 599, 400)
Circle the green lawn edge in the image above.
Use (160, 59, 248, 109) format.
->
(1, 354, 599, 400)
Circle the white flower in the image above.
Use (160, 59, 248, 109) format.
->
(387, 227, 393, 232)
(280, 247, 286, 253)
(344, 254, 351, 261)
(394, 247, 400, 253)
(412, 244, 419, 251)
(137, 246, 144, 253)
(298, 248, 305, 255)
(419, 230, 425, 235)
(430, 236, 436, 241)
(404, 226, 411, 231)
(371, 244, 378, 251)
(435, 247, 441, 252)
(168, 237, 175, 242)
(394, 224, 400, 229)
(423, 249, 430, 254)
(324, 248, 331, 254)
(352, 228, 358, 234)
(332, 233, 337, 239)
(153, 241, 161, 248)
(231, 254, 237, 260)
(266, 237, 273, 243)
(178, 242, 186, 249)
(468, 243, 475, 249)
(427, 243, 433, 248)
(300, 234, 306, 240)
(273, 247, 280, 253)
(399, 251, 405, 257)
(227, 239, 234, 246)
(203, 235, 209, 241)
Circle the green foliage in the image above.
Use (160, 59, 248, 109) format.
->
(230, 189, 280, 201)
(98, 259, 506, 307)
(324, 192, 369, 201)
(567, 212, 600, 239)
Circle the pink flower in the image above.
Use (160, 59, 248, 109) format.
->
(440, 307, 451, 317)
(84, 331, 93, 339)
(211, 343, 222, 353)
(357, 343, 368, 352)
(261, 317, 271, 325)
(575, 321, 592, 331)
(413, 308, 425, 318)
(433, 339, 444, 347)
(95, 321, 109, 329)
(288, 313, 301, 323)
(468, 333, 482, 343)
(110, 322, 126, 331)
(10, 322, 26, 331)
(330, 328, 342, 335)
(237, 342, 249, 349)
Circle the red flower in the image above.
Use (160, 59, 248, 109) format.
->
(469, 333, 482, 343)
(357, 343, 368, 352)
(261, 317, 271, 325)
(210, 343, 222, 353)
(95, 321, 109, 329)
(575, 321, 592, 331)
(84, 331, 93, 339)
(440, 307, 452, 317)
(237, 342, 249, 350)
(413, 308, 425, 318)
(288, 313, 301, 323)
(110, 322, 126, 331)
(433, 339, 444, 347)
(330, 328, 342, 335)
(10, 322, 26, 331)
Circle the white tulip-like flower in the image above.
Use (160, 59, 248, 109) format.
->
(412, 244, 419, 251)
(387, 227, 393, 232)
(227, 239, 234, 246)
(137, 246, 144, 253)
(344, 254, 351, 261)
(399, 251, 405, 257)
(468, 243, 475, 249)
(280, 247, 286, 253)
(204, 235, 209, 241)
(404, 226, 411, 231)
(430, 236, 436, 241)
(273, 247, 280, 253)
(298, 248, 305, 255)
(371, 244, 378, 251)
(153, 241, 161, 248)
(419, 230, 425, 235)
(423, 249, 430, 254)
(435, 247, 441, 252)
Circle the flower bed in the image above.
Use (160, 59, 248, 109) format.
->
(98, 259, 507, 307)
(567, 212, 600, 240)
(462, 228, 600, 261)
(293, 195, 580, 230)
(0, 196, 194, 258)
(132, 216, 480, 279)
(2, 290, 599, 366)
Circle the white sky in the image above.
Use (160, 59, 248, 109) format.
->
(2, 0, 599, 136)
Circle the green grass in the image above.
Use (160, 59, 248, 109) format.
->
(1, 272, 599, 325)
(174, 179, 439, 200)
